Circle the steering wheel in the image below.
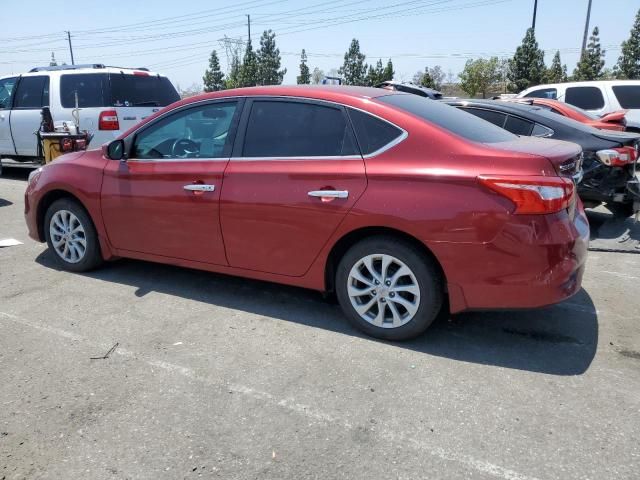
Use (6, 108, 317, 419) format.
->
(171, 138, 199, 158)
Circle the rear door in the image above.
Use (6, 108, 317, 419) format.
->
(220, 98, 367, 276)
(10, 75, 49, 156)
(0, 76, 17, 155)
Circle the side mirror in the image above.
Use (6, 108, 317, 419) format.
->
(106, 139, 126, 161)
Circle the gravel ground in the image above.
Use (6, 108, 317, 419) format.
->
(1, 168, 639, 480)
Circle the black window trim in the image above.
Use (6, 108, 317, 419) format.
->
(12, 75, 50, 110)
(233, 96, 363, 160)
(124, 97, 245, 163)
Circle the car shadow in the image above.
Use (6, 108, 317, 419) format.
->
(35, 251, 598, 376)
(0, 166, 31, 182)
(586, 209, 640, 252)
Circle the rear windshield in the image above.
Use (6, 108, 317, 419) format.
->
(60, 73, 179, 108)
(612, 85, 640, 109)
(378, 94, 516, 143)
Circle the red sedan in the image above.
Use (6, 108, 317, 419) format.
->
(510, 97, 627, 131)
(24, 86, 589, 340)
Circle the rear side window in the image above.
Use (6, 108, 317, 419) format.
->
(60, 74, 108, 108)
(504, 115, 534, 136)
(463, 108, 507, 128)
(612, 85, 640, 109)
(13, 76, 49, 109)
(110, 74, 180, 107)
(242, 101, 357, 157)
(565, 87, 605, 110)
(348, 108, 403, 155)
(379, 94, 516, 143)
(524, 88, 557, 99)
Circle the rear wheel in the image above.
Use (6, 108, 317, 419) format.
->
(44, 198, 103, 272)
(336, 236, 443, 341)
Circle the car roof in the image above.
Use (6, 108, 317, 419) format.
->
(0, 65, 168, 79)
(520, 80, 640, 91)
(179, 85, 396, 105)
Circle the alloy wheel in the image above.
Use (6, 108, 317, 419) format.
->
(49, 209, 87, 264)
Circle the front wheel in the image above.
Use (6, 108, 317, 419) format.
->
(44, 198, 103, 272)
(335, 236, 443, 341)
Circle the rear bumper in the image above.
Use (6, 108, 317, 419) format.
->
(434, 205, 590, 313)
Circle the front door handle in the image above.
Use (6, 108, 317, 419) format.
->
(308, 190, 349, 199)
(184, 184, 215, 192)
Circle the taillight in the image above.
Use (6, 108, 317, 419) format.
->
(478, 175, 575, 214)
(99, 110, 119, 130)
(596, 147, 637, 166)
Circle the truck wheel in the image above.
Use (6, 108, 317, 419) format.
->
(44, 198, 103, 272)
(335, 236, 443, 341)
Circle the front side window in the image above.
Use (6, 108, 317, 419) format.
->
(565, 87, 605, 110)
(612, 85, 640, 109)
(348, 108, 403, 155)
(0, 77, 17, 109)
(524, 88, 557, 99)
(242, 101, 357, 157)
(133, 102, 237, 159)
(60, 73, 108, 108)
(13, 76, 49, 109)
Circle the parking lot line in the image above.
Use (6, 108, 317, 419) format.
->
(0, 310, 540, 480)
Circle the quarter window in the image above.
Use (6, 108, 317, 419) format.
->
(524, 88, 557, 99)
(242, 101, 357, 157)
(532, 123, 554, 137)
(60, 73, 108, 108)
(348, 108, 403, 155)
(504, 115, 534, 136)
(133, 102, 237, 160)
(463, 108, 507, 128)
(0, 77, 17, 109)
(13, 76, 49, 109)
(565, 87, 605, 110)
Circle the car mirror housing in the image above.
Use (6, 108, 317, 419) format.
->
(106, 139, 126, 161)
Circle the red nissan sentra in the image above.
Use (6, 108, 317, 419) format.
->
(24, 86, 589, 340)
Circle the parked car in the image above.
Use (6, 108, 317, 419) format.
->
(376, 81, 443, 99)
(0, 64, 180, 168)
(517, 80, 640, 133)
(509, 97, 627, 131)
(446, 99, 640, 215)
(25, 86, 588, 341)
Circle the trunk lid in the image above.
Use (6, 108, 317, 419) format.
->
(489, 136, 583, 179)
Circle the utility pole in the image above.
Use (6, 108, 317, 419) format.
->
(581, 0, 593, 56)
(531, 0, 538, 30)
(65, 31, 75, 65)
(246, 14, 251, 43)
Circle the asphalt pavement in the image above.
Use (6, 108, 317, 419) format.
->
(1, 168, 639, 480)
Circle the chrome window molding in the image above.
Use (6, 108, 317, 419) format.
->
(231, 155, 364, 162)
(126, 157, 230, 163)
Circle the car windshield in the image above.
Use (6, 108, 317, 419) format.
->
(378, 93, 516, 143)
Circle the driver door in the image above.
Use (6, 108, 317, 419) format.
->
(100, 100, 241, 265)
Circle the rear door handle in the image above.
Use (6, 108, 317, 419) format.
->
(184, 184, 215, 192)
(308, 190, 349, 199)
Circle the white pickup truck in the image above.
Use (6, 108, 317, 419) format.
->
(0, 64, 179, 172)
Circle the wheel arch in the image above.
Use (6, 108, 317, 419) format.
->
(324, 226, 447, 294)
(37, 189, 91, 241)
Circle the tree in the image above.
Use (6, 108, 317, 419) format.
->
(338, 39, 367, 85)
(311, 67, 324, 84)
(546, 50, 568, 83)
(459, 57, 501, 98)
(616, 8, 640, 79)
(202, 50, 225, 92)
(257, 29, 286, 85)
(225, 51, 242, 89)
(508, 28, 546, 92)
(297, 49, 311, 84)
(574, 27, 605, 81)
(179, 83, 203, 99)
(413, 68, 435, 88)
(365, 59, 385, 86)
(382, 59, 394, 82)
(239, 39, 259, 87)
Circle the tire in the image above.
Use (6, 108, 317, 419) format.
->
(44, 198, 103, 272)
(335, 236, 443, 341)
(606, 201, 635, 218)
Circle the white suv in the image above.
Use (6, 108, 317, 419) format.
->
(0, 64, 179, 162)
(517, 80, 640, 132)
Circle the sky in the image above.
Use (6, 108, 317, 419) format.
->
(1, 0, 638, 90)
